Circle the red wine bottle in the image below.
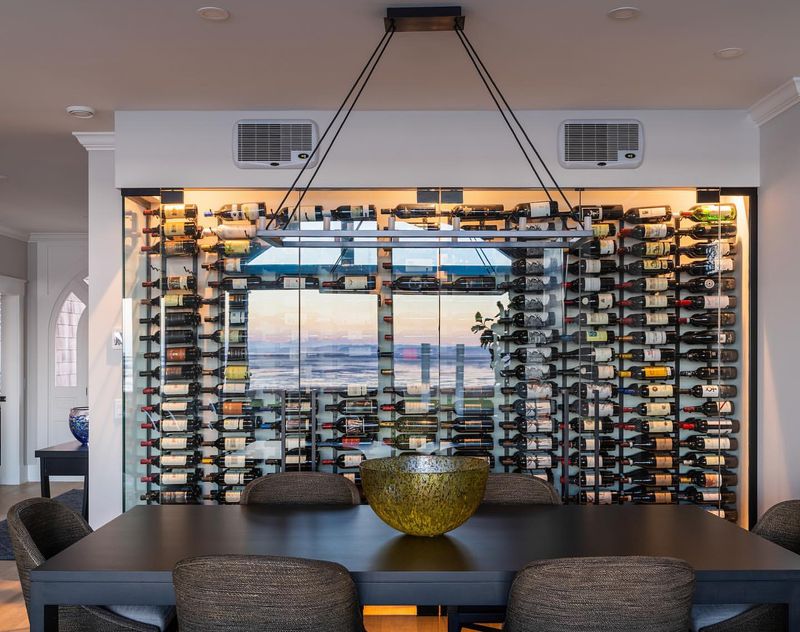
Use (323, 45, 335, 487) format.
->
(619, 224, 675, 240)
(682, 401, 735, 416)
(322, 276, 376, 291)
(623, 205, 672, 224)
(676, 295, 737, 310)
(142, 275, 197, 290)
(144, 204, 198, 219)
(678, 384, 738, 399)
(570, 205, 623, 221)
(140, 240, 198, 256)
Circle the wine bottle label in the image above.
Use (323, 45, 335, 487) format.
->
(715, 401, 734, 414)
(699, 491, 721, 501)
(702, 473, 722, 487)
(707, 257, 734, 274)
(403, 401, 431, 414)
(161, 206, 186, 219)
(647, 385, 674, 398)
(404, 383, 431, 396)
(286, 401, 311, 412)
(637, 207, 668, 218)
(161, 437, 189, 450)
(702, 438, 731, 450)
(651, 437, 673, 451)
(216, 225, 256, 239)
(525, 454, 552, 469)
(229, 278, 248, 290)
(584, 330, 608, 343)
(165, 276, 189, 290)
(525, 436, 554, 451)
(223, 418, 246, 431)
(584, 313, 610, 326)
(643, 241, 672, 257)
(160, 455, 189, 466)
(408, 436, 429, 449)
(221, 402, 245, 415)
(585, 384, 614, 400)
(581, 419, 600, 431)
(524, 313, 551, 328)
(592, 365, 616, 380)
(162, 384, 191, 396)
(341, 276, 368, 290)
(223, 472, 246, 485)
(284, 455, 307, 465)
(583, 278, 601, 292)
(653, 473, 673, 486)
(525, 201, 553, 218)
(524, 364, 552, 380)
(522, 296, 551, 311)
(224, 365, 248, 380)
(342, 418, 364, 434)
(582, 455, 603, 467)
(646, 419, 673, 433)
(643, 278, 670, 291)
(527, 348, 555, 362)
(593, 347, 614, 362)
(642, 259, 670, 271)
(228, 330, 246, 343)
(163, 294, 187, 308)
(701, 295, 730, 309)
(524, 401, 553, 415)
(642, 224, 669, 239)
(165, 348, 188, 361)
(163, 220, 193, 236)
(526, 383, 554, 399)
(298, 206, 322, 221)
(588, 491, 613, 505)
(524, 277, 551, 291)
(695, 385, 721, 398)
(646, 402, 672, 416)
(223, 490, 242, 503)
(641, 348, 662, 361)
(161, 473, 188, 485)
(346, 383, 369, 397)
(224, 437, 248, 451)
(702, 455, 725, 466)
(644, 295, 669, 308)
(162, 402, 188, 412)
(595, 293, 614, 309)
(223, 455, 247, 468)
(582, 473, 599, 486)
(223, 259, 242, 272)
(653, 492, 673, 504)
(227, 310, 247, 325)
(342, 454, 363, 468)
(583, 259, 602, 274)
(592, 402, 615, 417)
(598, 239, 616, 255)
(645, 313, 670, 325)
(161, 418, 189, 432)
(642, 331, 668, 345)
(522, 259, 545, 274)
(655, 455, 673, 468)
(282, 277, 307, 289)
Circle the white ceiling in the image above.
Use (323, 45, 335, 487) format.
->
(1, 0, 799, 236)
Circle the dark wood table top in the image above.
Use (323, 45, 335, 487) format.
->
(33, 504, 800, 584)
(34, 441, 88, 457)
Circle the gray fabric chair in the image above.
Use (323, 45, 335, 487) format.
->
(239, 471, 361, 505)
(7, 497, 175, 632)
(695, 500, 800, 632)
(451, 473, 561, 631)
(173, 554, 364, 632)
(504, 556, 695, 632)
(481, 473, 562, 506)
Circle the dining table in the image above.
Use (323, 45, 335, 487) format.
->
(29, 503, 800, 631)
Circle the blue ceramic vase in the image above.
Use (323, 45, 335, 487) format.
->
(68, 407, 89, 445)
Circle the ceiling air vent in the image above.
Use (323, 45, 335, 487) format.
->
(558, 119, 644, 169)
(233, 119, 318, 169)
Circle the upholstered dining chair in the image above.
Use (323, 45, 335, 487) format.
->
(694, 500, 800, 632)
(239, 471, 361, 505)
(8, 497, 175, 632)
(504, 556, 695, 632)
(450, 473, 562, 631)
(173, 554, 365, 632)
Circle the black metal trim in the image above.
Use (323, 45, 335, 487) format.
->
(121, 188, 161, 197)
(385, 6, 464, 32)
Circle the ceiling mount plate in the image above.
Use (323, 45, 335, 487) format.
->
(384, 6, 464, 32)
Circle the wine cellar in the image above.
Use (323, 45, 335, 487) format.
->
(122, 187, 753, 525)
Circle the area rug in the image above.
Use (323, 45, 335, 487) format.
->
(0, 489, 84, 560)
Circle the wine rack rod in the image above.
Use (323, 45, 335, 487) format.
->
(257, 240, 583, 249)
(258, 229, 592, 239)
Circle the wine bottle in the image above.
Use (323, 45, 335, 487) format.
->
(201, 383, 250, 397)
(682, 400, 734, 416)
(453, 450, 497, 468)
(678, 240, 736, 259)
(323, 400, 378, 415)
(321, 276, 376, 291)
(443, 418, 495, 433)
(564, 277, 616, 293)
(202, 346, 248, 361)
(618, 365, 675, 381)
(681, 203, 737, 222)
(567, 259, 618, 275)
(591, 223, 617, 238)
(619, 224, 675, 240)
(570, 205, 623, 221)
(567, 401, 619, 417)
(500, 453, 555, 470)
(681, 468, 738, 487)
(680, 312, 737, 327)
(142, 275, 197, 290)
(205, 399, 266, 416)
(500, 417, 556, 434)
(451, 204, 508, 220)
(322, 418, 380, 435)
(141, 472, 200, 486)
(382, 434, 437, 450)
(204, 309, 247, 326)
(499, 399, 556, 417)
(500, 380, 558, 399)
(679, 384, 738, 399)
(618, 417, 677, 433)
(499, 363, 558, 381)
(624, 469, 678, 487)
(141, 489, 200, 504)
(379, 417, 439, 433)
(627, 434, 678, 451)
(500, 276, 559, 292)
(201, 436, 256, 451)
(142, 382, 201, 397)
(680, 435, 738, 451)
(626, 452, 678, 469)
(619, 348, 676, 363)
(618, 331, 676, 345)
(618, 295, 677, 310)
(575, 491, 621, 505)
(512, 200, 560, 219)
(143, 220, 201, 238)
(624, 259, 674, 276)
(205, 489, 244, 505)
(208, 276, 262, 291)
(619, 383, 675, 399)
(618, 241, 676, 258)
(619, 277, 676, 293)
(562, 363, 617, 380)
(141, 417, 202, 433)
(498, 329, 559, 345)
(620, 313, 678, 327)
(567, 416, 615, 433)
(561, 346, 615, 362)
(568, 452, 622, 469)
(199, 329, 248, 344)
(444, 434, 494, 449)
(682, 487, 737, 505)
(141, 436, 201, 450)
(322, 453, 367, 469)
(679, 366, 738, 381)
(626, 489, 676, 504)
(144, 346, 202, 362)
(203, 364, 249, 381)
(680, 452, 738, 468)
(676, 295, 737, 311)
(139, 329, 194, 344)
(139, 312, 201, 327)
(500, 346, 558, 364)
(499, 434, 558, 451)
(202, 258, 244, 273)
(677, 223, 737, 238)
(679, 258, 735, 276)
(201, 454, 262, 469)
(568, 382, 618, 400)
(622, 402, 676, 416)
(140, 453, 201, 468)
(380, 204, 437, 218)
(680, 417, 740, 434)
(624, 205, 672, 224)
(387, 276, 440, 292)
(561, 330, 617, 345)
(203, 417, 260, 433)
(569, 436, 623, 452)
(498, 312, 557, 328)
(324, 204, 376, 220)
(200, 239, 259, 256)
(203, 222, 257, 240)
(565, 292, 617, 310)
(202, 293, 247, 307)
(203, 470, 260, 486)
(206, 202, 268, 220)
(508, 294, 556, 312)
(379, 399, 436, 415)
(570, 238, 617, 257)
(140, 240, 198, 256)
(141, 293, 204, 309)
(144, 204, 198, 219)
(565, 471, 620, 487)
(679, 330, 736, 345)
(511, 257, 550, 276)
(139, 365, 201, 380)
(566, 312, 618, 327)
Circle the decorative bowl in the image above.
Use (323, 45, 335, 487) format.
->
(360, 455, 489, 537)
(68, 407, 89, 445)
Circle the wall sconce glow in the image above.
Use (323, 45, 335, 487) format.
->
(714, 47, 745, 59)
(196, 6, 230, 21)
(66, 105, 95, 119)
(607, 6, 641, 20)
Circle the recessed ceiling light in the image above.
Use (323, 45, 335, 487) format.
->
(714, 47, 745, 59)
(196, 6, 230, 21)
(607, 6, 641, 20)
(66, 105, 95, 119)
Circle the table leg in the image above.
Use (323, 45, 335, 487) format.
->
(82, 472, 89, 521)
(30, 582, 58, 631)
(447, 606, 460, 632)
(789, 586, 800, 631)
(39, 459, 50, 498)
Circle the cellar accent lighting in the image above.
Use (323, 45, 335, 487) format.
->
(714, 47, 745, 60)
(607, 7, 641, 20)
(196, 6, 230, 21)
(66, 105, 95, 119)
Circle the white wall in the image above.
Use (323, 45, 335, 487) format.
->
(0, 275, 26, 484)
(116, 110, 759, 189)
(25, 235, 88, 477)
(758, 103, 800, 515)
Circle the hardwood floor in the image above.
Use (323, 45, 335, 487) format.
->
(0, 484, 502, 632)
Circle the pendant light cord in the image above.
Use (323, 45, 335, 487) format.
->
(266, 27, 395, 229)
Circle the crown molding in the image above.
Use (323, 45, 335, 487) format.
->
(28, 232, 88, 242)
(72, 131, 115, 151)
(0, 225, 30, 242)
(749, 77, 800, 126)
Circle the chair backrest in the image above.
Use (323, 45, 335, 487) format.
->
(7, 497, 92, 612)
(239, 471, 360, 505)
(481, 473, 562, 505)
(753, 499, 800, 554)
(504, 556, 695, 632)
(174, 554, 363, 632)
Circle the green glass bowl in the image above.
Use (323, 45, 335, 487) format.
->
(360, 455, 489, 537)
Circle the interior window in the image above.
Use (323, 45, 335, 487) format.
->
(54, 292, 86, 387)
